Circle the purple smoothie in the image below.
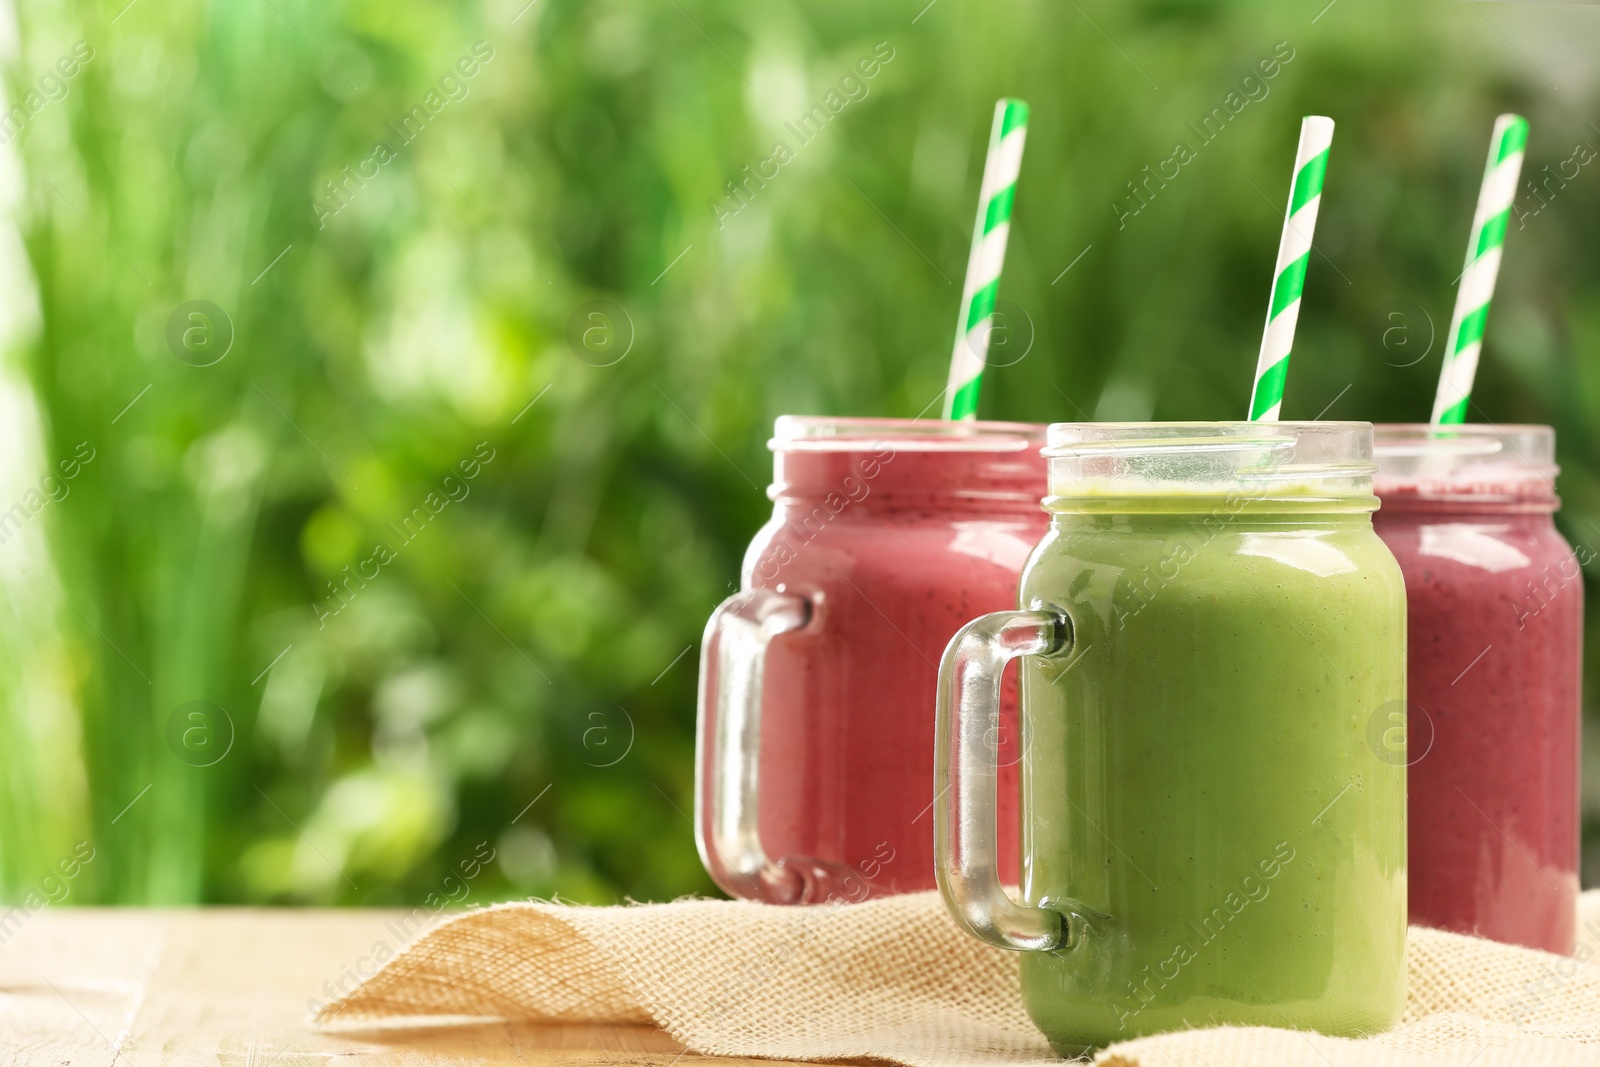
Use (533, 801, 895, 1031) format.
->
(1373, 425, 1581, 953)
(697, 418, 1048, 902)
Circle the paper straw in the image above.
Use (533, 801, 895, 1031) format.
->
(1248, 116, 1334, 422)
(1431, 114, 1529, 425)
(943, 99, 1028, 421)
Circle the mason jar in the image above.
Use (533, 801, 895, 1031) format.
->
(1373, 424, 1581, 954)
(936, 422, 1407, 1054)
(696, 416, 1047, 903)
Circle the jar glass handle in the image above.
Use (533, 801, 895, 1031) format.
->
(935, 608, 1071, 950)
(694, 588, 812, 901)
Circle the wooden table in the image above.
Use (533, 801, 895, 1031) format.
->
(0, 909, 787, 1066)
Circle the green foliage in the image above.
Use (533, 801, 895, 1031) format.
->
(0, 0, 1596, 904)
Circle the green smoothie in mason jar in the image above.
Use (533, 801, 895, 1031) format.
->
(935, 422, 1407, 1056)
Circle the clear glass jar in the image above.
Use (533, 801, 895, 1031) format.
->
(936, 422, 1407, 1055)
(696, 416, 1048, 903)
(1373, 424, 1581, 953)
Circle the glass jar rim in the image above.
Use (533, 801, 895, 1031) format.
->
(1372, 423, 1555, 467)
(1041, 421, 1377, 510)
(1371, 423, 1557, 507)
(771, 416, 1044, 454)
(1043, 420, 1372, 456)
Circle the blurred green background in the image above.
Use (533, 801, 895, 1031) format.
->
(0, 0, 1596, 907)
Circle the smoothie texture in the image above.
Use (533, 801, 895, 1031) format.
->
(1012, 424, 1406, 1053)
(697, 418, 1047, 902)
(1373, 426, 1581, 953)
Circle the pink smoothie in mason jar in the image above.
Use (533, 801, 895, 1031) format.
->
(696, 417, 1047, 903)
(1373, 424, 1582, 953)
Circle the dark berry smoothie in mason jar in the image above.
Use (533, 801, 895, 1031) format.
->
(696, 417, 1047, 903)
(1373, 425, 1581, 953)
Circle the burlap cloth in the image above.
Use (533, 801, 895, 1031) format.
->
(315, 890, 1600, 1066)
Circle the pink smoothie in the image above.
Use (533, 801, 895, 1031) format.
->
(1373, 426, 1581, 953)
(702, 419, 1047, 902)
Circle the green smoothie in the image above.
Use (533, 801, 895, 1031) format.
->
(1017, 493, 1407, 1054)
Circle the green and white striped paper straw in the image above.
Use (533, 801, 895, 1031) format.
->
(943, 99, 1028, 421)
(1432, 114, 1528, 425)
(1248, 116, 1334, 422)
